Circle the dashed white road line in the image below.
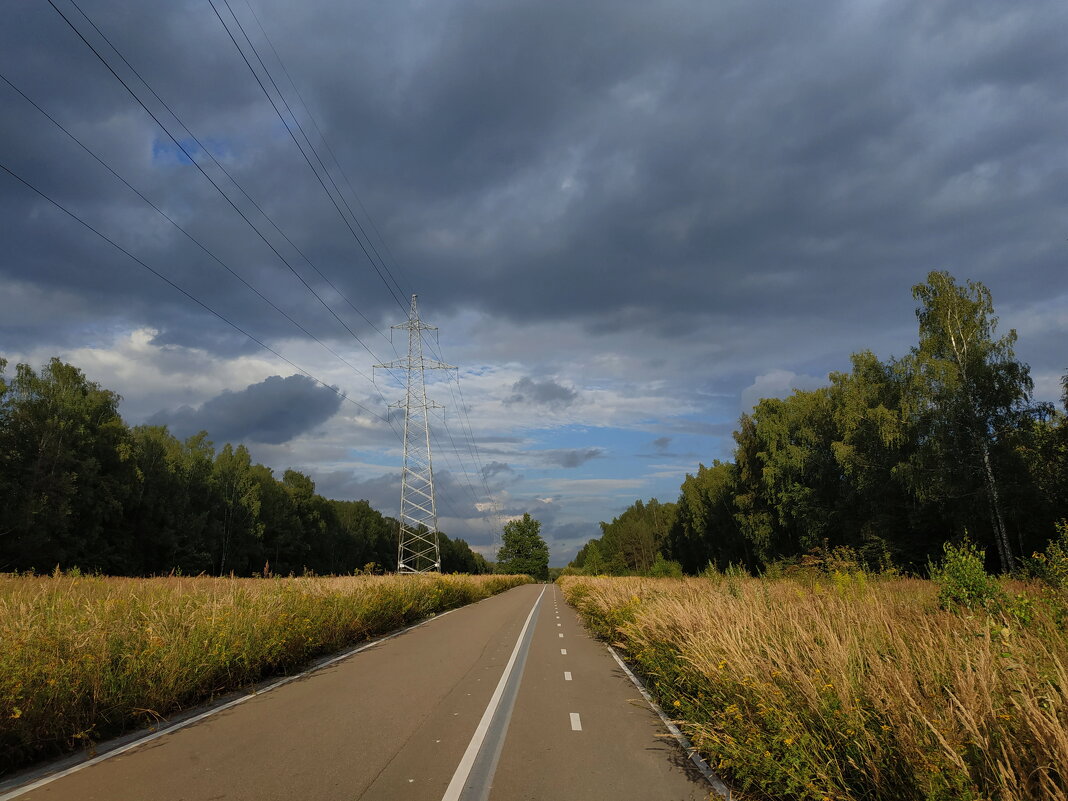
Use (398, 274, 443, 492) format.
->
(569, 713, 582, 731)
(558, 633, 564, 638)
(563, 671, 572, 681)
(560, 649, 567, 655)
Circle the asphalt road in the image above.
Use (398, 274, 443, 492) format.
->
(5, 583, 714, 801)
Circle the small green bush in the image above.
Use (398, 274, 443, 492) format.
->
(648, 553, 684, 578)
(1023, 520, 1068, 589)
(929, 539, 1004, 612)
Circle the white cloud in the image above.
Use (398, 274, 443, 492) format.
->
(740, 369, 826, 413)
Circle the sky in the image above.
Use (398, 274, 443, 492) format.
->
(1, 0, 1066, 566)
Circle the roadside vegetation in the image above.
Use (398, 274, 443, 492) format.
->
(569, 273, 1068, 581)
(0, 357, 490, 578)
(560, 539, 1068, 801)
(0, 571, 530, 775)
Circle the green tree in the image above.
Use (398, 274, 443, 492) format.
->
(0, 358, 131, 572)
(496, 513, 549, 580)
(571, 538, 607, 574)
(828, 352, 930, 569)
(331, 499, 397, 572)
(212, 444, 261, 575)
(908, 271, 1033, 572)
(597, 498, 676, 573)
(667, 461, 747, 573)
(439, 533, 484, 574)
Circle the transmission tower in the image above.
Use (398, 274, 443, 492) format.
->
(376, 295, 455, 573)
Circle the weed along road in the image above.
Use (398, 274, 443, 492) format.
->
(5, 583, 712, 801)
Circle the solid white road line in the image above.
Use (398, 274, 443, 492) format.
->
(440, 587, 545, 801)
(0, 602, 472, 801)
(563, 672, 572, 681)
(569, 713, 582, 731)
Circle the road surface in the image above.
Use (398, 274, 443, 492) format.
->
(3, 583, 714, 800)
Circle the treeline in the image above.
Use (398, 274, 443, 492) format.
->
(573, 272, 1068, 575)
(0, 358, 489, 576)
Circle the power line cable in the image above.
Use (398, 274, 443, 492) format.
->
(428, 418, 496, 541)
(0, 70, 390, 401)
(239, 0, 414, 301)
(422, 332, 506, 539)
(436, 417, 500, 544)
(51, 0, 397, 369)
(209, 0, 410, 313)
(0, 158, 390, 425)
(427, 423, 490, 538)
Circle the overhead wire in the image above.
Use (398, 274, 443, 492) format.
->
(40, 0, 499, 548)
(209, 2, 502, 541)
(0, 70, 387, 403)
(51, 0, 398, 375)
(426, 424, 488, 540)
(428, 416, 497, 542)
(239, 0, 414, 301)
(0, 159, 389, 424)
(209, 0, 410, 314)
(421, 331, 507, 540)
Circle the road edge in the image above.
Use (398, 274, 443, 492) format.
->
(0, 586, 525, 801)
(606, 644, 733, 800)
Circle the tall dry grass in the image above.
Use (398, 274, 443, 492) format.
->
(0, 572, 529, 775)
(560, 575, 1068, 801)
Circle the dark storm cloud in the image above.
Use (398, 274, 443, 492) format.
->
(504, 377, 578, 408)
(541, 448, 604, 469)
(149, 374, 342, 444)
(1, 0, 1066, 394)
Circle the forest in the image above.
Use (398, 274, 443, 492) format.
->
(0, 358, 489, 577)
(572, 272, 1068, 576)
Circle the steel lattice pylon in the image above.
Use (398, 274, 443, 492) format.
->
(375, 295, 454, 573)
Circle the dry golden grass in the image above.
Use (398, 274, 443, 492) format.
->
(0, 572, 530, 775)
(560, 575, 1068, 801)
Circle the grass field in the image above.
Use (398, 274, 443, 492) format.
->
(0, 571, 530, 775)
(559, 574, 1068, 801)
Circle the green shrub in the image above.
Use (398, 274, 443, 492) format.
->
(929, 539, 1004, 612)
(648, 553, 684, 578)
(1023, 520, 1068, 589)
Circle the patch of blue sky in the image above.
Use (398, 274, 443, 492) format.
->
(518, 425, 696, 502)
(151, 136, 235, 166)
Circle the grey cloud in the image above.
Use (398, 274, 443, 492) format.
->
(481, 461, 514, 478)
(3, 0, 1066, 383)
(505, 377, 579, 408)
(651, 436, 671, 451)
(540, 448, 603, 468)
(310, 471, 400, 512)
(149, 374, 342, 444)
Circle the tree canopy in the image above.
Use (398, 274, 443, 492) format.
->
(0, 358, 488, 576)
(496, 513, 549, 580)
(570, 273, 1067, 576)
